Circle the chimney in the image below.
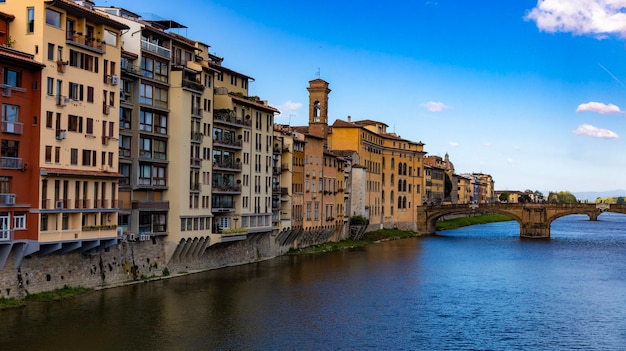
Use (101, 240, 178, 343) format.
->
(347, 115, 351, 122)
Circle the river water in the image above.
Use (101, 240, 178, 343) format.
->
(1, 214, 626, 350)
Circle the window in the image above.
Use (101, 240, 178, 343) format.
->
(140, 57, 168, 83)
(139, 110, 152, 131)
(70, 148, 78, 165)
(153, 139, 166, 160)
(47, 43, 55, 61)
(2, 104, 19, 126)
(119, 135, 131, 157)
(45, 145, 52, 163)
(27, 7, 34, 33)
(82, 149, 92, 166)
(14, 213, 26, 230)
(67, 115, 82, 132)
(46, 77, 54, 95)
(139, 137, 152, 158)
(120, 108, 131, 129)
(87, 86, 94, 103)
(3, 68, 21, 87)
(86, 118, 93, 134)
(45, 9, 62, 28)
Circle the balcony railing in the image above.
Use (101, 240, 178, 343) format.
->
(66, 31, 106, 53)
(213, 161, 242, 171)
(141, 39, 171, 58)
(182, 79, 204, 93)
(213, 110, 252, 127)
(121, 64, 141, 77)
(190, 132, 203, 143)
(213, 138, 242, 148)
(212, 185, 241, 193)
(1, 157, 22, 170)
(1, 121, 23, 135)
(0, 193, 16, 205)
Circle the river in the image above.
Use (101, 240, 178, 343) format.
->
(1, 213, 626, 350)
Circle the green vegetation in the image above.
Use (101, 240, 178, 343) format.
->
(547, 191, 577, 204)
(0, 297, 25, 310)
(24, 285, 91, 302)
(436, 214, 513, 231)
(221, 227, 248, 234)
(289, 228, 418, 255)
(349, 215, 368, 225)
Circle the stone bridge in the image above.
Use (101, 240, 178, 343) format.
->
(416, 203, 626, 238)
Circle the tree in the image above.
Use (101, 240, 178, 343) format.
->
(498, 192, 510, 202)
(518, 194, 532, 203)
(549, 191, 577, 204)
(617, 197, 625, 204)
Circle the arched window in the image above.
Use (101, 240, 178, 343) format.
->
(398, 179, 402, 191)
(398, 196, 402, 208)
(403, 196, 407, 209)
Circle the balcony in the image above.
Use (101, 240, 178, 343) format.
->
(1, 121, 23, 135)
(213, 137, 242, 149)
(213, 162, 242, 172)
(212, 185, 241, 194)
(190, 157, 202, 168)
(141, 39, 171, 58)
(0, 193, 16, 205)
(66, 31, 106, 54)
(1, 156, 22, 170)
(190, 183, 201, 192)
(190, 131, 203, 143)
(121, 63, 142, 78)
(272, 185, 281, 194)
(131, 200, 169, 210)
(182, 79, 204, 93)
(213, 110, 252, 128)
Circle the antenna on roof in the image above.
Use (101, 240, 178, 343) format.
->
(316, 67, 321, 79)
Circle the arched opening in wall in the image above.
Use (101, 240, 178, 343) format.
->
(432, 211, 517, 238)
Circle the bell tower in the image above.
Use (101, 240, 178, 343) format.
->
(307, 79, 331, 139)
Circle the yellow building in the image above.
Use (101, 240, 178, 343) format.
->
(329, 117, 425, 230)
(4, 0, 128, 248)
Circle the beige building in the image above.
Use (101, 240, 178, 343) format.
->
(4, 0, 128, 249)
(211, 57, 279, 242)
(330, 116, 425, 231)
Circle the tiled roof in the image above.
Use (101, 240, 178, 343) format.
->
(229, 94, 280, 113)
(48, 0, 129, 30)
(0, 47, 44, 68)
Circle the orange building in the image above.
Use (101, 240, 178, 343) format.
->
(0, 11, 44, 246)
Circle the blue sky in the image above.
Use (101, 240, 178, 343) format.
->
(101, 0, 626, 192)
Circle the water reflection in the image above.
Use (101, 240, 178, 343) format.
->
(1, 214, 626, 350)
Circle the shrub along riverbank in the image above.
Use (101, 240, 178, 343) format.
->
(290, 214, 513, 255)
(0, 285, 91, 310)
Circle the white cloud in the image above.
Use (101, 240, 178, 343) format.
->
(276, 100, 303, 118)
(420, 101, 450, 112)
(576, 101, 623, 114)
(526, 0, 626, 37)
(448, 141, 459, 147)
(573, 123, 619, 138)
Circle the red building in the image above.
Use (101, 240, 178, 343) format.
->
(0, 11, 44, 246)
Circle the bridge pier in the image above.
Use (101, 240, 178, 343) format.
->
(520, 223, 550, 238)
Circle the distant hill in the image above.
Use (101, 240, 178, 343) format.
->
(572, 190, 626, 201)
